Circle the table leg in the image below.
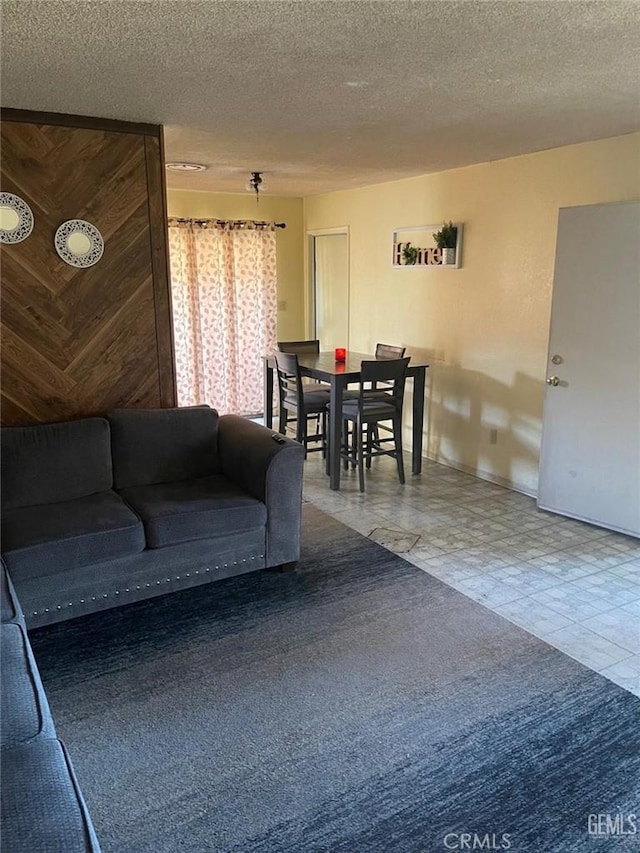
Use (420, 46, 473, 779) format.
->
(412, 367, 426, 474)
(328, 376, 344, 490)
(263, 360, 274, 429)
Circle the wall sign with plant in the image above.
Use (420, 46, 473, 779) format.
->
(392, 222, 463, 268)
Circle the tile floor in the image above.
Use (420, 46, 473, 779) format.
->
(302, 453, 640, 697)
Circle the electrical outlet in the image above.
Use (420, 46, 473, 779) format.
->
(277, 300, 287, 312)
(489, 429, 498, 445)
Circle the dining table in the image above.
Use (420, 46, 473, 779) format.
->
(262, 350, 429, 490)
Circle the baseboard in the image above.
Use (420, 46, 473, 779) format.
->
(424, 452, 537, 498)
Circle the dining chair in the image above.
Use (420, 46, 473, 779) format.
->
(277, 339, 330, 393)
(343, 342, 407, 449)
(335, 357, 410, 492)
(370, 343, 408, 444)
(274, 351, 328, 457)
(277, 339, 330, 433)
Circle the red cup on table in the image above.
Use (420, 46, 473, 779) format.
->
(334, 347, 346, 362)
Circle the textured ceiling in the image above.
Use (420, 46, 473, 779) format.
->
(2, 0, 639, 197)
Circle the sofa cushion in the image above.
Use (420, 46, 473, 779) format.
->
(109, 405, 221, 490)
(0, 739, 101, 853)
(1, 418, 112, 510)
(119, 474, 267, 549)
(1, 560, 22, 624)
(1, 623, 55, 750)
(1, 491, 145, 578)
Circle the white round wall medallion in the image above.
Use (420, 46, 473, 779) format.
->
(54, 219, 104, 268)
(0, 192, 35, 244)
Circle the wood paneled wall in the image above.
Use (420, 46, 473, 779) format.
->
(0, 110, 176, 425)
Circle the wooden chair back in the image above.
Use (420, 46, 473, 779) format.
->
(359, 357, 411, 412)
(274, 350, 303, 408)
(278, 340, 321, 355)
(375, 343, 406, 359)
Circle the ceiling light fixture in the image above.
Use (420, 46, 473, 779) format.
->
(165, 162, 208, 172)
(246, 171, 266, 203)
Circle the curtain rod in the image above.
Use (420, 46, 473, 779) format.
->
(168, 217, 286, 230)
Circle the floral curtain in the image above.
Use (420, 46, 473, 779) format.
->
(168, 220, 278, 415)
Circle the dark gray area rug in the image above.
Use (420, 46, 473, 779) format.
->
(31, 505, 639, 853)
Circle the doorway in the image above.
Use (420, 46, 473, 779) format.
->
(309, 230, 349, 351)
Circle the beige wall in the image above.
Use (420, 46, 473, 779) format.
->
(304, 134, 640, 494)
(167, 190, 305, 340)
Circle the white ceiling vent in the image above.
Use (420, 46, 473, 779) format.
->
(165, 163, 208, 173)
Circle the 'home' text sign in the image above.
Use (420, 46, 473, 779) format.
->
(392, 223, 463, 268)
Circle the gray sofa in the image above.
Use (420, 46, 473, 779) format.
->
(1, 405, 304, 629)
(1, 561, 101, 852)
(0, 405, 304, 851)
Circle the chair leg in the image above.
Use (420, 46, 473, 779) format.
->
(394, 415, 405, 485)
(321, 410, 327, 459)
(343, 419, 350, 470)
(366, 425, 374, 469)
(348, 420, 357, 469)
(357, 417, 365, 492)
(278, 407, 287, 435)
(325, 418, 331, 476)
(372, 424, 381, 449)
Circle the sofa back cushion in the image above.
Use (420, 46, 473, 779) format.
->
(108, 406, 221, 489)
(1, 418, 113, 510)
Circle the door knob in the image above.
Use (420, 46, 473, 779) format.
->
(546, 376, 560, 386)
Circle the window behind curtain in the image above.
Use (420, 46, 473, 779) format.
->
(168, 221, 277, 415)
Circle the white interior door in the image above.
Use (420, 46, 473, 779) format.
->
(538, 200, 640, 537)
(313, 233, 349, 351)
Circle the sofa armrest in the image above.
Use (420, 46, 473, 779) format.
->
(1, 559, 24, 626)
(218, 416, 305, 567)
